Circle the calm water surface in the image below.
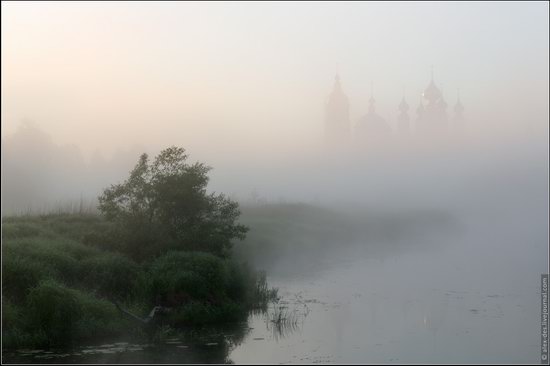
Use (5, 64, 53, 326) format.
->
(4, 203, 546, 364)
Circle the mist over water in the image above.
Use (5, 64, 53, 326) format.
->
(1, 1, 548, 364)
(2, 84, 547, 365)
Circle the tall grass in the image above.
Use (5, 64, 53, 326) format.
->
(2, 214, 278, 349)
(2, 197, 100, 218)
(140, 251, 278, 326)
(3, 279, 131, 348)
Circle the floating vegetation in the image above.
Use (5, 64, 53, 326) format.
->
(265, 305, 300, 341)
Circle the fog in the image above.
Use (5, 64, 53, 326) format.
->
(1, 2, 548, 363)
(2, 2, 548, 156)
(2, 117, 547, 218)
(2, 2, 548, 208)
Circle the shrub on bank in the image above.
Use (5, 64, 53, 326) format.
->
(10, 279, 128, 348)
(1, 221, 46, 240)
(142, 251, 277, 325)
(147, 251, 277, 306)
(168, 301, 246, 326)
(81, 253, 140, 300)
(97, 147, 248, 260)
(144, 251, 226, 305)
(2, 215, 278, 349)
(2, 147, 278, 349)
(2, 255, 55, 303)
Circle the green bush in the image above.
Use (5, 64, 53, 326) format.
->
(81, 226, 124, 252)
(25, 279, 125, 346)
(168, 301, 245, 326)
(42, 214, 110, 242)
(98, 147, 248, 260)
(49, 238, 101, 260)
(4, 238, 83, 286)
(1, 221, 45, 239)
(143, 251, 276, 325)
(81, 253, 140, 300)
(144, 251, 227, 305)
(26, 279, 83, 345)
(2, 327, 49, 350)
(73, 289, 127, 340)
(2, 299, 22, 330)
(225, 261, 255, 302)
(2, 256, 56, 302)
(1, 205, 277, 349)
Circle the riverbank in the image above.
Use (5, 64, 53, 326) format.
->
(3, 199, 544, 363)
(2, 213, 277, 350)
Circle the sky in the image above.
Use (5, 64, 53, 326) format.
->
(1, 1, 549, 161)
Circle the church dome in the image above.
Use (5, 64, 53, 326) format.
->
(327, 75, 349, 106)
(422, 80, 442, 103)
(357, 111, 392, 137)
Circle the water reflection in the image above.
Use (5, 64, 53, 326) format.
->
(264, 304, 303, 342)
(4, 191, 545, 364)
(2, 321, 253, 364)
(2, 300, 308, 364)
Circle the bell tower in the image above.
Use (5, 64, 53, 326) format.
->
(324, 74, 351, 147)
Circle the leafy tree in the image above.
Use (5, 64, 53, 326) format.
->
(98, 146, 248, 261)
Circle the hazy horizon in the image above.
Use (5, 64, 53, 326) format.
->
(2, 1, 548, 161)
(1, 2, 549, 364)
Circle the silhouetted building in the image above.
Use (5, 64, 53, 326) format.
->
(452, 90, 465, 133)
(325, 74, 351, 147)
(415, 96, 424, 134)
(416, 69, 448, 136)
(396, 96, 410, 137)
(322, 68, 463, 147)
(355, 92, 392, 147)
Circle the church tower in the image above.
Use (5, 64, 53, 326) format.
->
(396, 95, 410, 137)
(415, 96, 424, 133)
(452, 89, 465, 133)
(416, 67, 448, 136)
(324, 74, 351, 147)
(355, 86, 392, 148)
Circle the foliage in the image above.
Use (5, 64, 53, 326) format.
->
(168, 301, 245, 326)
(26, 279, 84, 345)
(1, 213, 276, 349)
(2, 255, 56, 303)
(142, 251, 275, 309)
(2, 221, 44, 240)
(25, 279, 127, 346)
(98, 146, 248, 260)
(140, 251, 277, 327)
(81, 253, 140, 300)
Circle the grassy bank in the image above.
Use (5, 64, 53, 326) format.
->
(2, 202, 455, 349)
(236, 202, 458, 271)
(2, 214, 276, 349)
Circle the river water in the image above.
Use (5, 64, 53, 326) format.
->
(4, 144, 549, 364)
(5, 196, 546, 364)
(232, 237, 543, 364)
